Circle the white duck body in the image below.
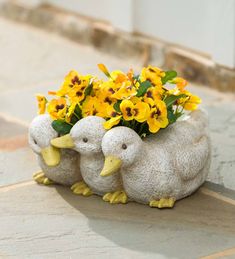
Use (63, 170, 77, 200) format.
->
(101, 109, 211, 205)
(51, 116, 123, 196)
(29, 114, 82, 186)
(38, 148, 81, 186)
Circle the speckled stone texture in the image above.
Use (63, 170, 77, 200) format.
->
(70, 116, 122, 195)
(28, 114, 82, 186)
(102, 109, 211, 204)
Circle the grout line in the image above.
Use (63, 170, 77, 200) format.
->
(200, 246, 235, 259)
(200, 187, 235, 206)
(0, 180, 35, 193)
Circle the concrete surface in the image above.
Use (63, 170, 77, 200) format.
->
(0, 17, 235, 258)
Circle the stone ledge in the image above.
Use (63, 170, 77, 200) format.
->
(0, 1, 234, 92)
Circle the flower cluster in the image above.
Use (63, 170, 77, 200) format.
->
(36, 64, 201, 137)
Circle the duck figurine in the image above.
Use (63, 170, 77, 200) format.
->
(51, 116, 128, 203)
(100, 109, 211, 208)
(29, 114, 82, 186)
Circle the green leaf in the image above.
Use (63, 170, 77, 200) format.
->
(84, 83, 93, 97)
(113, 100, 121, 113)
(164, 94, 186, 108)
(136, 80, 152, 97)
(74, 104, 82, 118)
(52, 120, 73, 135)
(167, 107, 177, 124)
(161, 70, 177, 84)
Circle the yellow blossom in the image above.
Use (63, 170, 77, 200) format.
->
(98, 63, 111, 78)
(140, 65, 165, 86)
(147, 100, 168, 133)
(178, 93, 201, 111)
(57, 70, 91, 97)
(82, 96, 105, 117)
(103, 115, 122, 130)
(36, 94, 47, 115)
(172, 77, 188, 91)
(120, 99, 150, 122)
(47, 98, 67, 120)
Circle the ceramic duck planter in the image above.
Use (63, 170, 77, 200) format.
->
(51, 116, 128, 203)
(100, 109, 211, 208)
(29, 114, 82, 186)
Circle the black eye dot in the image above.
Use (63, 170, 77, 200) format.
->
(83, 137, 88, 143)
(33, 139, 37, 145)
(122, 143, 127, 150)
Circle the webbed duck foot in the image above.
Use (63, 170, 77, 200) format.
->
(71, 181, 93, 196)
(103, 190, 128, 204)
(149, 198, 176, 209)
(33, 171, 54, 185)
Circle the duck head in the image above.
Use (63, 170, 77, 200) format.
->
(51, 116, 106, 155)
(28, 114, 60, 167)
(100, 126, 143, 177)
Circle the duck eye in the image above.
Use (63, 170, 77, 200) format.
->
(122, 143, 127, 150)
(33, 139, 37, 145)
(83, 137, 88, 143)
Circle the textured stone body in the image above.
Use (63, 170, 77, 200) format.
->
(38, 149, 81, 186)
(102, 109, 211, 204)
(29, 114, 82, 186)
(70, 116, 122, 195)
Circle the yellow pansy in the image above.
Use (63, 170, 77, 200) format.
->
(65, 102, 77, 123)
(57, 70, 91, 97)
(36, 94, 47, 114)
(143, 86, 163, 104)
(98, 63, 111, 78)
(178, 93, 201, 111)
(103, 115, 122, 130)
(47, 98, 67, 120)
(112, 83, 137, 100)
(140, 65, 165, 86)
(120, 99, 150, 122)
(68, 84, 87, 103)
(82, 96, 105, 117)
(147, 100, 169, 133)
(172, 77, 188, 91)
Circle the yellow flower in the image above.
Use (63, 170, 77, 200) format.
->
(172, 77, 187, 91)
(143, 86, 163, 104)
(82, 96, 105, 117)
(36, 94, 47, 115)
(68, 85, 86, 103)
(47, 98, 67, 120)
(112, 83, 137, 100)
(57, 70, 91, 97)
(98, 63, 111, 78)
(120, 99, 150, 122)
(65, 102, 77, 123)
(140, 65, 165, 86)
(147, 100, 168, 133)
(180, 94, 201, 111)
(103, 115, 122, 130)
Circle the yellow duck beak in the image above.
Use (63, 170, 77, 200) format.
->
(50, 134, 75, 149)
(41, 146, 60, 167)
(100, 156, 122, 177)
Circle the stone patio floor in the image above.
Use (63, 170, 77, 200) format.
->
(0, 17, 235, 259)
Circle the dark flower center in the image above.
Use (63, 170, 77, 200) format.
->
(56, 104, 65, 110)
(72, 76, 81, 85)
(126, 107, 132, 117)
(104, 97, 112, 105)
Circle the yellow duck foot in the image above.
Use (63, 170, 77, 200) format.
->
(33, 171, 54, 185)
(103, 190, 128, 204)
(149, 198, 176, 209)
(71, 181, 93, 197)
